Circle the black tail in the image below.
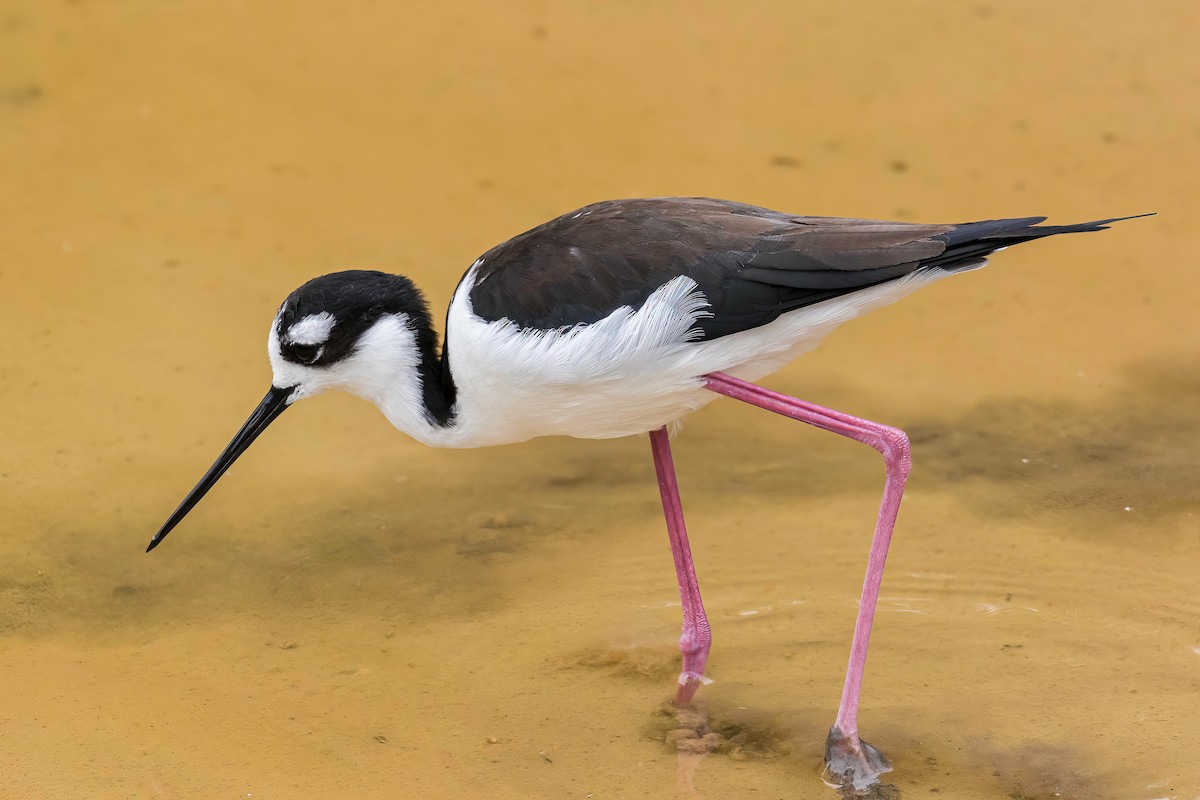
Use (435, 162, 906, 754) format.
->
(926, 213, 1154, 271)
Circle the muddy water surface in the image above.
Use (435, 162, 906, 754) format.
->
(2, 2, 1198, 799)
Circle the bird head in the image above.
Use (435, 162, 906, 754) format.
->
(268, 270, 434, 403)
(147, 270, 435, 552)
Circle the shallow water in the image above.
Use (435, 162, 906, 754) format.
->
(2, 2, 1198, 798)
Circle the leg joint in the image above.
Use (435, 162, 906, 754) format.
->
(873, 425, 911, 475)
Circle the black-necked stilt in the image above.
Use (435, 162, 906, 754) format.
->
(148, 197, 1145, 790)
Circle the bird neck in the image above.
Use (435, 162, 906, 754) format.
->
(338, 312, 459, 446)
(415, 318, 458, 429)
(402, 307, 458, 436)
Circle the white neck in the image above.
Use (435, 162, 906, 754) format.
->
(342, 315, 462, 447)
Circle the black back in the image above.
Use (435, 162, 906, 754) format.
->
(470, 198, 1135, 339)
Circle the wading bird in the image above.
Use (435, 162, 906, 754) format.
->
(149, 197, 1141, 790)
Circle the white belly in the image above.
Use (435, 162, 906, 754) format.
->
(437, 266, 956, 448)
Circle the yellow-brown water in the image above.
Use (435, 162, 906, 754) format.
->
(2, 2, 1197, 798)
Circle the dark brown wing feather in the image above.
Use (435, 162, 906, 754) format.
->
(468, 197, 1132, 339)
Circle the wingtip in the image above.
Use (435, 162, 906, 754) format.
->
(1025, 211, 1156, 237)
(1094, 211, 1156, 228)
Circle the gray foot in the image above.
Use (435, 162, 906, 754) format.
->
(823, 725, 893, 793)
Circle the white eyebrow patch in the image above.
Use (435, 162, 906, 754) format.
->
(287, 312, 336, 345)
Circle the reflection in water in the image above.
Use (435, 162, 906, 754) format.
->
(656, 704, 795, 798)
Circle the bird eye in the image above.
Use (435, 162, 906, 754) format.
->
(288, 343, 322, 364)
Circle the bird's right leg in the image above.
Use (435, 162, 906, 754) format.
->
(703, 371, 907, 792)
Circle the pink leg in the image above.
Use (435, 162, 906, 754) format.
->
(649, 426, 712, 706)
(703, 371, 908, 790)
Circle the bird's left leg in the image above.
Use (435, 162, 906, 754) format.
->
(704, 371, 907, 791)
(649, 426, 713, 706)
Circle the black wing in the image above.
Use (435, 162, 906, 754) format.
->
(469, 197, 1137, 339)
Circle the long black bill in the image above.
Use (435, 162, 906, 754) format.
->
(146, 385, 295, 552)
